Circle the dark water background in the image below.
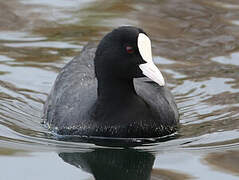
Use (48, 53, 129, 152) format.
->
(0, 0, 239, 179)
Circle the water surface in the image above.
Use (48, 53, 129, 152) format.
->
(0, 0, 239, 179)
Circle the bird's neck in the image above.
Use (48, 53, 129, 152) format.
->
(97, 78, 136, 102)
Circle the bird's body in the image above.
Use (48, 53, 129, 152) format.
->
(43, 27, 179, 138)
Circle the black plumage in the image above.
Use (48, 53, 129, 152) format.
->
(43, 26, 179, 138)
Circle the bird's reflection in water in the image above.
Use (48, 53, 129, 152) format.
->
(59, 148, 155, 180)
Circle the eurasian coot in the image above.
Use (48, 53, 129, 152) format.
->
(43, 26, 179, 138)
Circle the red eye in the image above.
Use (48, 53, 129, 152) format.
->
(126, 46, 134, 54)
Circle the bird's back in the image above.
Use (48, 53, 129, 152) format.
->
(43, 43, 97, 130)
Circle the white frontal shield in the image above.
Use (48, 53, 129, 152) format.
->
(138, 33, 165, 86)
